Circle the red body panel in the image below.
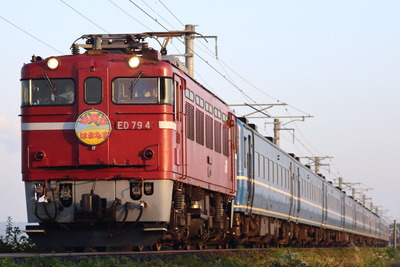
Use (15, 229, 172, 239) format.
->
(21, 52, 236, 196)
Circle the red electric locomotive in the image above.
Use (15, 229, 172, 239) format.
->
(21, 29, 236, 249)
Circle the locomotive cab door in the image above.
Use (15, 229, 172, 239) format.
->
(173, 74, 186, 178)
(75, 67, 111, 166)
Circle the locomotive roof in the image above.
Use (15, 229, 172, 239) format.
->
(71, 31, 195, 56)
(71, 32, 230, 108)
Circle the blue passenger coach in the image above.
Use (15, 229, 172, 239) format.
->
(232, 118, 388, 246)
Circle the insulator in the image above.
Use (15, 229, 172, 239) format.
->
(71, 44, 80, 55)
(174, 189, 185, 212)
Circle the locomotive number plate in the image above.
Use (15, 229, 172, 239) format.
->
(115, 121, 152, 130)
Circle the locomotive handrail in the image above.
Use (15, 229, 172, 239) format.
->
(19, 113, 73, 116)
(182, 110, 188, 180)
(114, 112, 174, 115)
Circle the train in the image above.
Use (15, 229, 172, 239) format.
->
(21, 28, 389, 249)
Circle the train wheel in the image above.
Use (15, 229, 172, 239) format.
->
(220, 244, 229, 249)
(196, 242, 205, 250)
(134, 246, 145, 251)
(152, 242, 162, 251)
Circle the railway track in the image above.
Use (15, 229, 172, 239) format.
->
(0, 248, 266, 259)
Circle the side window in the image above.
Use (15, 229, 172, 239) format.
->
(160, 78, 174, 105)
(85, 77, 102, 104)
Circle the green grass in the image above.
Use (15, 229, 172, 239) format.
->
(1, 247, 400, 267)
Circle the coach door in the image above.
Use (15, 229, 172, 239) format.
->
(296, 167, 301, 220)
(75, 67, 111, 165)
(288, 162, 295, 220)
(289, 164, 300, 220)
(245, 133, 255, 214)
(341, 195, 345, 229)
(322, 184, 328, 226)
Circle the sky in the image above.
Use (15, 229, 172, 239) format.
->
(0, 0, 399, 223)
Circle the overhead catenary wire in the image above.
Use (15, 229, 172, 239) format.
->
(129, 0, 169, 31)
(60, 0, 110, 33)
(140, 0, 177, 31)
(158, 0, 185, 27)
(109, 0, 153, 31)
(0, 15, 63, 54)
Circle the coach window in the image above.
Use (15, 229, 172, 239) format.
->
(85, 77, 102, 104)
(21, 78, 75, 106)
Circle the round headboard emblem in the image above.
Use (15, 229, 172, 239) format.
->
(75, 110, 111, 146)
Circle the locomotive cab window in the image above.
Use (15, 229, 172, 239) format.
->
(21, 78, 75, 106)
(112, 77, 173, 105)
(85, 77, 102, 104)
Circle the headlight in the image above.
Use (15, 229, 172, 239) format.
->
(128, 56, 140, 68)
(34, 150, 46, 160)
(46, 57, 60, 70)
(143, 149, 154, 159)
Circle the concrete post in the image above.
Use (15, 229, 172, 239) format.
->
(185, 24, 195, 78)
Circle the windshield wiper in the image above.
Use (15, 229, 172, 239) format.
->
(129, 71, 143, 99)
(43, 73, 57, 94)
